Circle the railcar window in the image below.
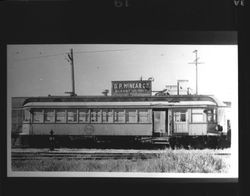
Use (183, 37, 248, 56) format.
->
(33, 109, 43, 123)
(181, 113, 186, 121)
(102, 109, 113, 123)
(191, 109, 206, 123)
(126, 109, 137, 123)
(44, 109, 55, 123)
(174, 112, 186, 122)
(91, 109, 102, 123)
(79, 109, 90, 123)
(207, 110, 213, 122)
(207, 109, 217, 123)
(138, 109, 151, 123)
(114, 109, 125, 123)
(23, 109, 30, 122)
(213, 109, 217, 122)
(56, 109, 66, 123)
(67, 109, 77, 123)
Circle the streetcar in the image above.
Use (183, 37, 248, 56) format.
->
(17, 94, 230, 148)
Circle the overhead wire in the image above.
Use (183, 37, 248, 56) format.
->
(12, 48, 130, 62)
(74, 49, 130, 54)
(12, 52, 67, 62)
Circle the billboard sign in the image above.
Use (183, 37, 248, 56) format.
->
(111, 80, 152, 96)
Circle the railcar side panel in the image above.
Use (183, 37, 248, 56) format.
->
(188, 124, 207, 135)
(28, 123, 153, 136)
(172, 109, 188, 134)
(22, 123, 30, 135)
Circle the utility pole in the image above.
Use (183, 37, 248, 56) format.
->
(65, 48, 77, 96)
(188, 50, 204, 95)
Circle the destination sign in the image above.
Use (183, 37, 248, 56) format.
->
(111, 80, 152, 96)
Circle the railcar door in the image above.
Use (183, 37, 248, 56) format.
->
(153, 109, 167, 136)
(173, 109, 188, 134)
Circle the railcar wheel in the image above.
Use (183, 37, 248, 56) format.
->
(169, 138, 176, 149)
(182, 137, 191, 149)
(207, 136, 218, 149)
(193, 137, 204, 149)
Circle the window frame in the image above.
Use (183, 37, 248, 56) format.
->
(55, 108, 66, 123)
(191, 108, 206, 123)
(113, 109, 126, 123)
(206, 108, 217, 123)
(78, 108, 90, 123)
(102, 108, 114, 123)
(138, 109, 151, 124)
(67, 108, 78, 123)
(125, 109, 138, 123)
(90, 109, 102, 123)
(23, 109, 31, 122)
(173, 110, 187, 123)
(32, 109, 44, 123)
(44, 108, 55, 123)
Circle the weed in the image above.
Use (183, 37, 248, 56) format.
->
(12, 149, 231, 173)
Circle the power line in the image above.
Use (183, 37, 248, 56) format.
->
(12, 48, 130, 62)
(74, 49, 130, 54)
(12, 52, 67, 62)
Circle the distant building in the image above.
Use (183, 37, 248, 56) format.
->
(11, 97, 27, 135)
(156, 84, 192, 96)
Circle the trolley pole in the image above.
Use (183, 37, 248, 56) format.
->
(188, 50, 204, 95)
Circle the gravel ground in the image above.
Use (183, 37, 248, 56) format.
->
(11, 147, 232, 154)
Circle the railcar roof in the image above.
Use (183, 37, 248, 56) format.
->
(24, 101, 217, 108)
(23, 95, 226, 107)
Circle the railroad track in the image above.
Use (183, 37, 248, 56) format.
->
(12, 149, 231, 161)
(213, 153, 231, 156)
(11, 151, 161, 161)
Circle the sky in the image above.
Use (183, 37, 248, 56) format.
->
(7, 44, 238, 102)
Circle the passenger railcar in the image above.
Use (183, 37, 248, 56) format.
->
(18, 95, 229, 148)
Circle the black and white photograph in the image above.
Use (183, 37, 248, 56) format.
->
(7, 43, 238, 178)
